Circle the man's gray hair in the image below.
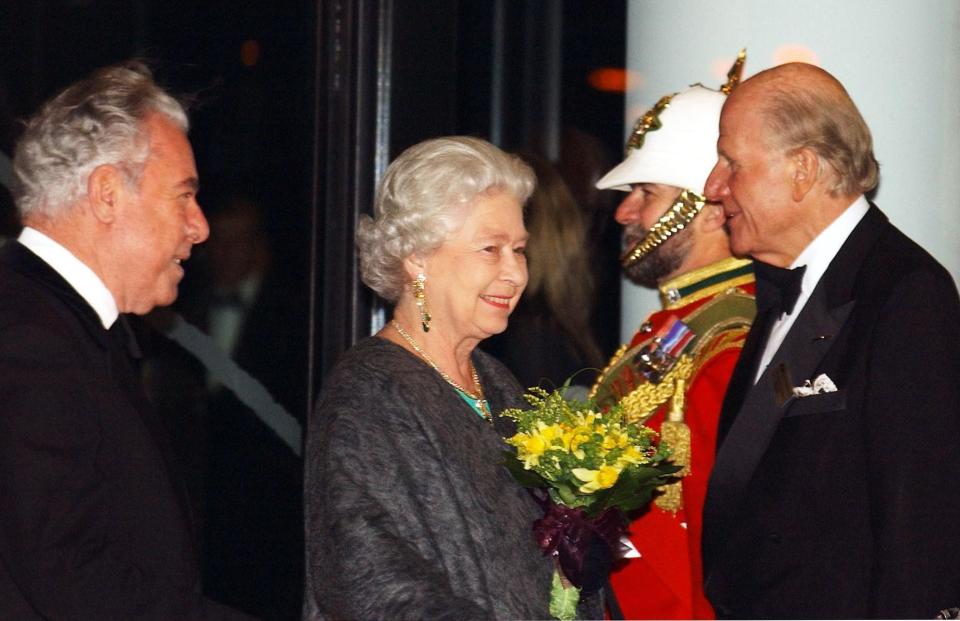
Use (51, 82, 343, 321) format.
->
(761, 75, 879, 197)
(12, 60, 188, 219)
(357, 136, 535, 302)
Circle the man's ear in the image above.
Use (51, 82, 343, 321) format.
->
(86, 164, 124, 224)
(697, 202, 727, 233)
(790, 147, 820, 202)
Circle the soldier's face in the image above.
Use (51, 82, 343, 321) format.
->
(615, 183, 692, 288)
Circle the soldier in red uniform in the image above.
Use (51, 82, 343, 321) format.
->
(591, 55, 755, 620)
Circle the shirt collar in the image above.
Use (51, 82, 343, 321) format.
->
(789, 195, 870, 309)
(18, 227, 119, 329)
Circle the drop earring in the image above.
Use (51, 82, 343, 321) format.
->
(413, 272, 431, 332)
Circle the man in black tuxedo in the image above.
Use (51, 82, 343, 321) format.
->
(0, 62, 248, 619)
(700, 62, 960, 618)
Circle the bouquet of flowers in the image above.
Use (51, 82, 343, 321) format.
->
(500, 385, 680, 620)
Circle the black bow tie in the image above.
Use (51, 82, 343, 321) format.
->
(754, 261, 807, 317)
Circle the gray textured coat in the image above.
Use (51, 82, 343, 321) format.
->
(304, 337, 556, 620)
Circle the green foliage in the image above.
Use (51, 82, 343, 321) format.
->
(500, 385, 679, 517)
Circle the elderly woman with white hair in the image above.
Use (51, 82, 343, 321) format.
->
(303, 136, 559, 619)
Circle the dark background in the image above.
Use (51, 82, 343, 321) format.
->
(0, 1, 626, 618)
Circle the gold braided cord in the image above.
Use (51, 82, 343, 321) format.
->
(619, 354, 695, 426)
(590, 287, 755, 513)
(621, 190, 705, 268)
(611, 329, 750, 512)
(652, 325, 751, 513)
(656, 376, 692, 513)
(592, 287, 754, 404)
(692, 325, 751, 367)
(652, 315, 752, 512)
(656, 423, 691, 512)
(588, 343, 629, 402)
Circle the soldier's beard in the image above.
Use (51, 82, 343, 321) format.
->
(622, 224, 694, 289)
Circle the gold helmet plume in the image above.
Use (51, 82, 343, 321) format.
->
(721, 49, 747, 95)
(620, 50, 747, 268)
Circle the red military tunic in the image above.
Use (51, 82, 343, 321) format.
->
(591, 257, 756, 620)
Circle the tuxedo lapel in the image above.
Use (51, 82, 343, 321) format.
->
(707, 292, 854, 522)
(766, 297, 854, 408)
(3, 241, 197, 545)
(715, 303, 774, 446)
(107, 316, 199, 548)
(705, 206, 889, 559)
(2, 242, 110, 349)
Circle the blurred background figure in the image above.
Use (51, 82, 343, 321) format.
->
(204, 193, 273, 362)
(484, 153, 604, 392)
(558, 127, 622, 357)
(192, 190, 306, 621)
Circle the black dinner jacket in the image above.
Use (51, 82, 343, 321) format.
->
(702, 206, 960, 619)
(0, 241, 245, 620)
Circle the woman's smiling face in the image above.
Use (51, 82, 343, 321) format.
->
(418, 190, 529, 342)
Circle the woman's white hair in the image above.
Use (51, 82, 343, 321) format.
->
(13, 60, 188, 219)
(357, 136, 535, 302)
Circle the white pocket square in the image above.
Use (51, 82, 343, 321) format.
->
(792, 373, 838, 397)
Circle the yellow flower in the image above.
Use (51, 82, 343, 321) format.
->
(616, 445, 645, 467)
(562, 428, 591, 460)
(536, 421, 563, 446)
(522, 434, 547, 459)
(511, 422, 566, 468)
(571, 465, 621, 493)
(579, 411, 599, 427)
(509, 432, 545, 468)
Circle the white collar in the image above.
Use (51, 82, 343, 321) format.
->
(790, 195, 870, 306)
(753, 196, 870, 383)
(18, 227, 119, 329)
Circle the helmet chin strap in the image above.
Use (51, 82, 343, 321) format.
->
(620, 189, 706, 268)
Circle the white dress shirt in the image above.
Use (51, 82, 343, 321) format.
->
(18, 227, 119, 329)
(754, 195, 870, 383)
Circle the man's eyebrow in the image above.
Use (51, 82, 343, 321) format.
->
(178, 177, 200, 191)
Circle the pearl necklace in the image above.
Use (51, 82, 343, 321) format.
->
(391, 320, 491, 420)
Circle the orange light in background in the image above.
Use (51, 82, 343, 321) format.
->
(241, 40, 261, 67)
(773, 44, 819, 66)
(588, 67, 643, 93)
